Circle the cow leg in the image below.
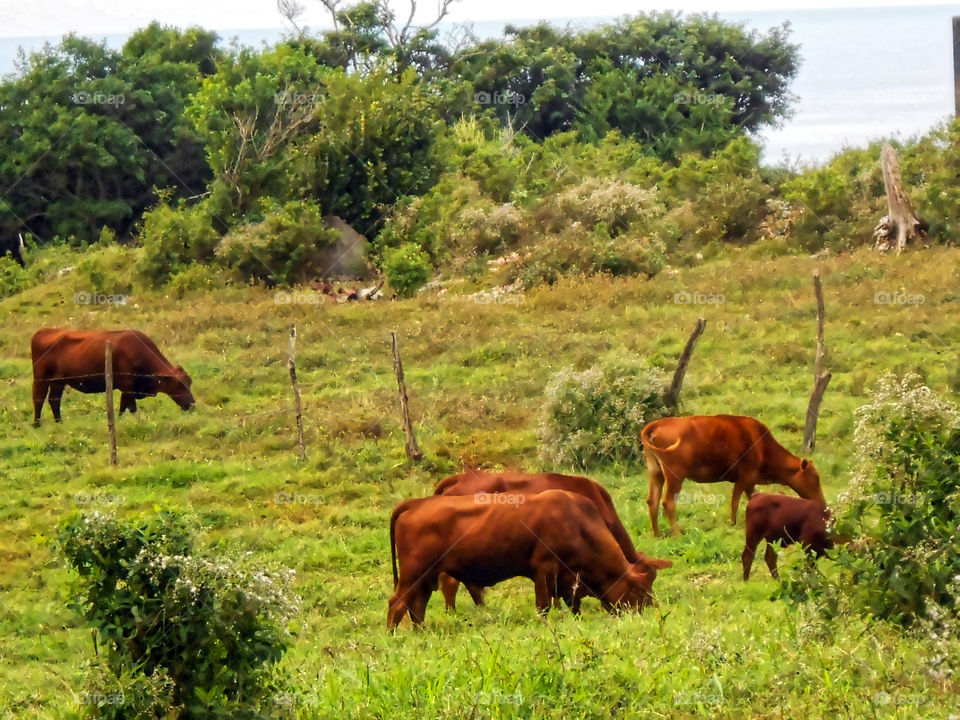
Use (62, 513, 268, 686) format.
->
(662, 474, 684, 537)
(742, 536, 760, 581)
(644, 448, 666, 537)
(465, 584, 486, 607)
(32, 380, 50, 425)
(48, 382, 65, 422)
(730, 480, 752, 526)
(406, 586, 431, 627)
(119, 392, 137, 414)
(439, 573, 458, 610)
(764, 544, 779, 579)
(534, 567, 558, 615)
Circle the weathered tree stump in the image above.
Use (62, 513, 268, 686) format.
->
(873, 143, 927, 254)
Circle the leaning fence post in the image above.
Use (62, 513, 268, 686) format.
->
(802, 269, 832, 454)
(289, 325, 306, 462)
(664, 317, 707, 414)
(391, 331, 423, 461)
(105, 341, 117, 466)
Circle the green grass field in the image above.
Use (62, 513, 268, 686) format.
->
(1, 244, 958, 718)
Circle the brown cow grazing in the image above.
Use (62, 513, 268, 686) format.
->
(387, 490, 659, 629)
(641, 414, 825, 537)
(742, 493, 833, 580)
(31, 328, 194, 425)
(433, 470, 671, 610)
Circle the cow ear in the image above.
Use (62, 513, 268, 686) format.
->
(801, 459, 809, 470)
(649, 558, 673, 570)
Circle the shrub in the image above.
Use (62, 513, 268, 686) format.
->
(76, 246, 135, 297)
(512, 226, 666, 290)
(137, 201, 221, 286)
(60, 511, 297, 719)
(0, 256, 29, 298)
(539, 358, 669, 469)
(215, 200, 339, 286)
(548, 179, 659, 235)
(780, 374, 960, 629)
(383, 243, 432, 298)
(168, 263, 231, 299)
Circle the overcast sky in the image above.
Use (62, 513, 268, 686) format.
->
(2, 0, 958, 38)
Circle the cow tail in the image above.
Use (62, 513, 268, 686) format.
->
(390, 501, 410, 587)
(433, 475, 459, 495)
(641, 423, 682, 453)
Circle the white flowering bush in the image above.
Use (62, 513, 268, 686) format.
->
(539, 359, 669, 469)
(452, 201, 524, 255)
(60, 511, 298, 719)
(780, 374, 960, 630)
(550, 179, 660, 235)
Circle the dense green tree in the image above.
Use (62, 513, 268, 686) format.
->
(0, 26, 219, 244)
(189, 46, 442, 233)
(449, 13, 799, 158)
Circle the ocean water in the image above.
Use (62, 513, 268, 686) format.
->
(1, 4, 956, 166)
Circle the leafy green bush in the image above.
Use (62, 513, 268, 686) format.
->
(60, 511, 296, 719)
(168, 263, 231, 299)
(76, 246, 135, 296)
(0, 256, 29, 298)
(538, 358, 669, 469)
(136, 201, 221, 286)
(780, 374, 960, 628)
(513, 226, 666, 289)
(215, 200, 339, 286)
(383, 243, 432, 298)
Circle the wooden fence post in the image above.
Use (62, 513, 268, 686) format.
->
(664, 318, 707, 414)
(391, 331, 423, 461)
(802, 269, 832, 454)
(105, 341, 117, 466)
(288, 325, 306, 462)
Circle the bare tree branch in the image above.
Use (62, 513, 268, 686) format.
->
(277, 0, 307, 37)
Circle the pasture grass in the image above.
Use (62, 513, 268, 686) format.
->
(0, 244, 958, 718)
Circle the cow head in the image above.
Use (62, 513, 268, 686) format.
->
(603, 564, 658, 613)
(162, 365, 195, 410)
(790, 458, 826, 507)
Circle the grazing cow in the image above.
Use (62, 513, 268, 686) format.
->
(641, 415, 825, 537)
(742, 493, 833, 580)
(387, 490, 659, 629)
(31, 328, 194, 425)
(433, 470, 671, 609)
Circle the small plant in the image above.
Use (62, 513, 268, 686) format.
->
(0, 255, 29, 298)
(60, 511, 297, 719)
(539, 358, 669, 469)
(382, 243, 432, 298)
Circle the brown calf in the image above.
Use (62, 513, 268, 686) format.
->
(742, 493, 832, 580)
